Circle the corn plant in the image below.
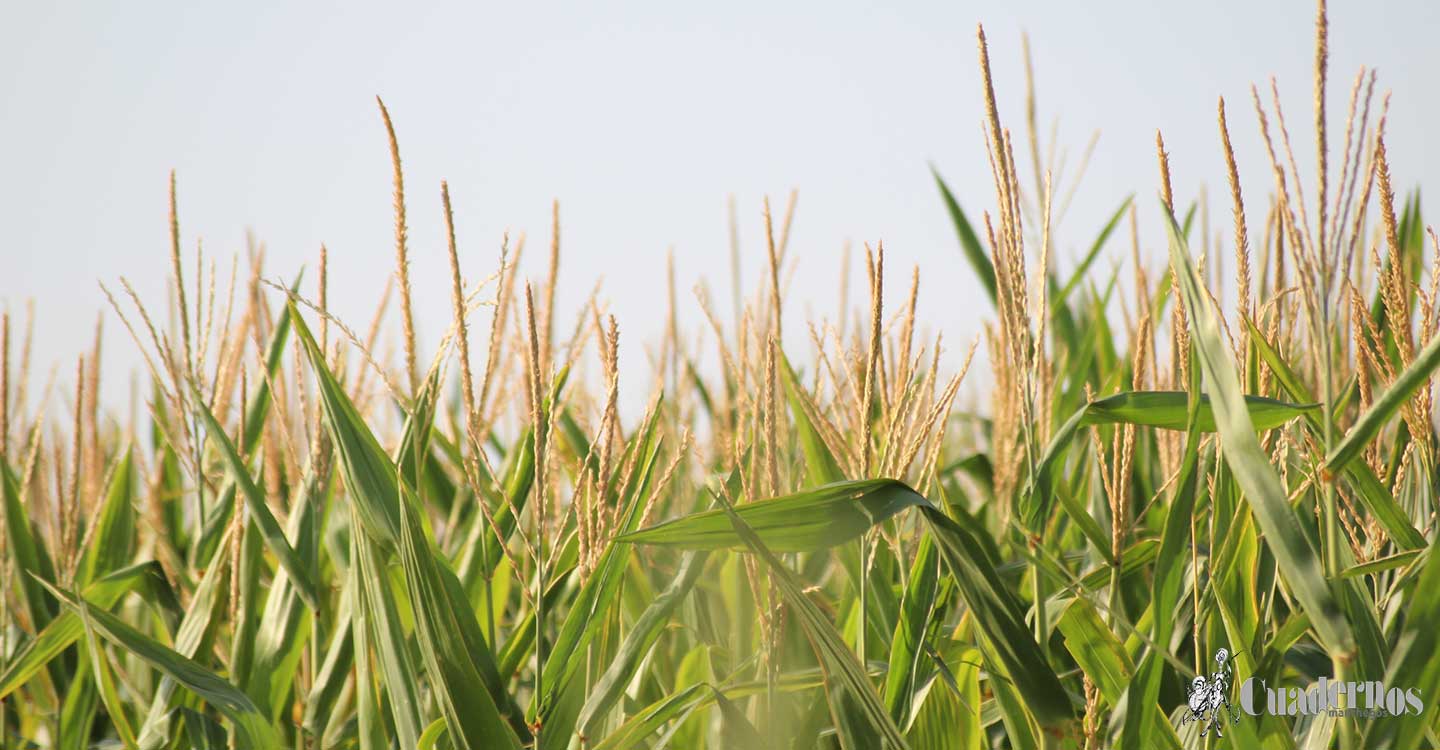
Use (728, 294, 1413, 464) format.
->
(1, 2, 1438, 749)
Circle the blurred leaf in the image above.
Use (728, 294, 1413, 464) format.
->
(931, 165, 996, 305)
(78, 603, 139, 749)
(2, 463, 58, 644)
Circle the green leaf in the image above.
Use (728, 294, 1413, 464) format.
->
(76, 449, 137, 586)
(1162, 199, 1354, 656)
(1367, 535, 1440, 750)
(397, 485, 522, 750)
(778, 351, 846, 486)
(931, 165, 997, 305)
(1247, 319, 1426, 550)
(58, 659, 98, 750)
(242, 468, 321, 721)
(40, 581, 279, 750)
(1057, 597, 1132, 703)
(577, 550, 710, 737)
(0, 562, 167, 701)
(289, 300, 405, 547)
(1082, 391, 1318, 432)
(352, 512, 424, 748)
(1056, 195, 1134, 304)
(904, 643, 982, 750)
(190, 295, 295, 567)
(720, 493, 911, 748)
(2, 463, 58, 643)
(1341, 549, 1423, 579)
(714, 688, 767, 749)
(920, 506, 1074, 727)
(1022, 390, 1316, 531)
(1326, 329, 1440, 473)
(136, 530, 235, 750)
(883, 532, 942, 725)
(619, 478, 928, 552)
(78, 602, 139, 749)
(302, 585, 354, 734)
(191, 386, 320, 610)
(418, 719, 450, 750)
(591, 683, 710, 750)
(180, 708, 229, 750)
(537, 404, 665, 734)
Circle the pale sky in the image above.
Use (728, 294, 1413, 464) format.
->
(2, 1, 1436, 413)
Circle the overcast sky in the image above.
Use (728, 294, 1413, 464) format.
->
(3, 1, 1436, 413)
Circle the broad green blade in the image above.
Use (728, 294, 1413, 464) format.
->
(1057, 599, 1132, 700)
(57, 657, 99, 750)
(1366, 535, 1440, 750)
(536, 403, 664, 735)
(289, 300, 404, 547)
(397, 486, 522, 750)
(136, 529, 234, 750)
(302, 584, 354, 734)
(1082, 391, 1317, 432)
(78, 603, 139, 749)
(903, 643, 982, 750)
(619, 478, 927, 552)
(241, 468, 321, 721)
(76, 449, 137, 586)
(180, 708, 229, 750)
(352, 516, 424, 748)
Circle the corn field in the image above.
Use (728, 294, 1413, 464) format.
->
(2, 3, 1439, 749)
